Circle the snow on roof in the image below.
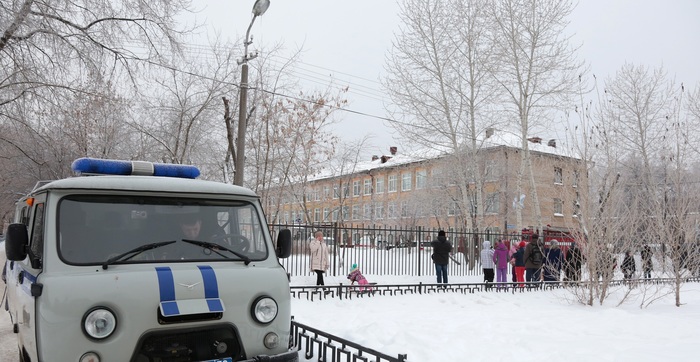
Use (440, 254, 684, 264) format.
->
(308, 129, 580, 182)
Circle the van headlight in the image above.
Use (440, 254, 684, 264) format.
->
(83, 308, 117, 339)
(251, 296, 278, 324)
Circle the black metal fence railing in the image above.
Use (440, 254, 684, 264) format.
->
(291, 318, 408, 362)
(270, 223, 515, 278)
(290, 281, 563, 301)
(289, 277, 700, 301)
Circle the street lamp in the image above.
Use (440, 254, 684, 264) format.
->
(234, 0, 270, 186)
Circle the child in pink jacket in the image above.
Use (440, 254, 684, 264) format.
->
(347, 263, 371, 291)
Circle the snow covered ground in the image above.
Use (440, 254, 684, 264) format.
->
(2, 246, 698, 361)
(291, 274, 700, 362)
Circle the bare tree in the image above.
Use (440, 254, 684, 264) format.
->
(130, 39, 239, 178)
(384, 0, 505, 232)
(488, 0, 584, 232)
(0, 0, 194, 225)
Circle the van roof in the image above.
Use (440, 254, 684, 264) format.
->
(31, 175, 258, 198)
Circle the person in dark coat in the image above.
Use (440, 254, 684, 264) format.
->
(543, 239, 563, 282)
(640, 245, 653, 279)
(523, 234, 544, 283)
(621, 250, 636, 280)
(564, 243, 583, 282)
(431, 230, 453, 284)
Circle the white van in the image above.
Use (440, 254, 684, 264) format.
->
(3, 158, 296, 362)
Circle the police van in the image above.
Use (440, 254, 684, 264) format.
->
(3, 158, 297, 362)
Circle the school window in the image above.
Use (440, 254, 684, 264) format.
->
(401, 172, 412, 191)
(342, 206, 349, 220)
(364, 179, 372, 195)
(314, 208, 320, 222)
(353, 180, 361, 197)
(375, 177, 385, 194)
(323, 185, 330, 200)
(388, 202, 397, 219)
(484, 164, 493, 180)
(400, 200, 409, 218)
(375, 202, 384, 219)
(333, 185, 339, 199)
(332, 209, 339, 222)
(572, 170, 579, 188)
(283, 212, 289, 224)
(554, 167, 563, 184)
(315, 187, 321, 201)
(485, 193, 500, 214)
(352, 205, 360, 220)
(363, 203, 372, 220)
(323, 208, 329, 221)
(416, 170, 427, 189)
(554, 198, 563, 216)
(343, 184, 350, 198)
(388, 175, 397, 192)
(447, 201, 458, 216)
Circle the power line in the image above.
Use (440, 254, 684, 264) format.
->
(136, 57, 397, 124)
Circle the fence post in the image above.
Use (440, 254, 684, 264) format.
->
(417, 226, 422, 277)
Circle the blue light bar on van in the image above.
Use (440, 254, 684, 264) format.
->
(71, 158, 200, 179)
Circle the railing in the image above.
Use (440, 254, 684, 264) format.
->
(271, 223, 516, 278)
(290, 277, 700, 301)
(291, 319, 408, 362)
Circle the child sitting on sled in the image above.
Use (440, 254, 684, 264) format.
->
(347, 263, 372, 291)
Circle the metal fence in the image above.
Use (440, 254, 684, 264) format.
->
(270, 223, 515, 278)
(291, 319, 408, 362)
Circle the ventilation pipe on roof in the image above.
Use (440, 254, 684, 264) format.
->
(389, 146, 398, 155)
(372, 155, 379, 161)
(486, 128, 494, 138)
(527, 137, 542, 144)
(548, 139, 556, 148)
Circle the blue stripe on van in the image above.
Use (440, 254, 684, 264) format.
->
(161, 301, 180, 316)
(197, 265, 219, 299)
(206, 299, 224, 313)
(155, 267, 176, 301)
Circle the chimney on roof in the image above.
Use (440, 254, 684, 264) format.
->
(381, 155, 392, 163)
(372, 155, 379, 161)
(527, 137, 542, 144)
(548, 139, 556, 148)
(486, 128, 494, 138)
(389, 146, 398, 155)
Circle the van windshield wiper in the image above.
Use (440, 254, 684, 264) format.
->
(182, 239, 251, 265)
(102, 240, 176, 270)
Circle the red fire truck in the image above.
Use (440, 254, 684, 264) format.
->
(521, 226, 578, 255)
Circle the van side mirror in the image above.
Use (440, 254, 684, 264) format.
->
(275, 229, 292, 259)
(5, 223, 29, 261)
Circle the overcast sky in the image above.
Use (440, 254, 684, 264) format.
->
(193, 0, 700, 158)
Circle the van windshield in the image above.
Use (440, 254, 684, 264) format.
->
(58, 195, 268, 265)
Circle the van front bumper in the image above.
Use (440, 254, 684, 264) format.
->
(241, 348, 298, 361)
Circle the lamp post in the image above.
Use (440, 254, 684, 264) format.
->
(234, 0, 270, 186)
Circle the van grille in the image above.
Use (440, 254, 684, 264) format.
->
(130, 324, 244, 362)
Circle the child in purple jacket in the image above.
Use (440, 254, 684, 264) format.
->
(493, 240, 510, 289)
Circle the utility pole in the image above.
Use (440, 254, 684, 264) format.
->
(234, 0, 270, 186)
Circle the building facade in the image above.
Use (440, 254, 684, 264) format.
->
(265, 133, 588, 238)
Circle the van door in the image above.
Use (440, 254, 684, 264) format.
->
(8, 194, 46, 360)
